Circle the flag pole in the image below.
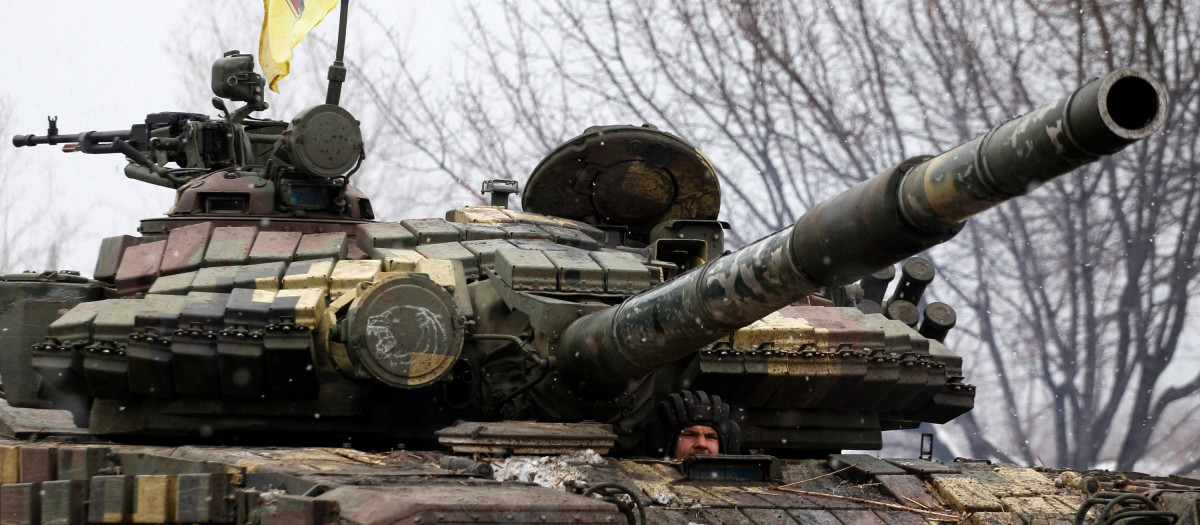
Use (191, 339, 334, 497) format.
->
(325, 0, 350, 106)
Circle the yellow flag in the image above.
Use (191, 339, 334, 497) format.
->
(259, 0, 340, 92)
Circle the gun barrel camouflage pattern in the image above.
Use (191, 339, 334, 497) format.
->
(557, 69, 1166, 393)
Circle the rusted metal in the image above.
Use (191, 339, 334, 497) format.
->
(436, 421, 618, 455)
(1074, 491, 1178, 524)
(0, 437, 1186, 524)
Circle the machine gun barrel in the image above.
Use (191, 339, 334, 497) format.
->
(12, 129, 138, 154)
(556, 69, 1166, 393)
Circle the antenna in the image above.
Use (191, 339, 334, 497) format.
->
(325, 0, 350, 106)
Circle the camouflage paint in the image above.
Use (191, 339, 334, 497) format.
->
(344, 274, 464, 388)
(114, 241, 166, 295)
(247, 231, 303, 263)
(555, 71, 1167, 395)
(356, 222, 416, 250)
(160, 222, 213, 275)
(401, 218, 462, 245)
(294, 232, 347, 261)
(92, 236, 140, 283)
(233, 261, 287, 291)
(203, 227, 258, 266)
(191, 266, 241, 293)
(897, 69, 1166, 232)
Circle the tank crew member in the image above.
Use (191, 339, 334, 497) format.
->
(656, 390, 741, 459)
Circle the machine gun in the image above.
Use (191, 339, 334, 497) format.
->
(10, 51, 361, 191)
(13, 111, 223, 188)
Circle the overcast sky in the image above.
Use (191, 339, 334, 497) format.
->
(0, 2, 462, 273)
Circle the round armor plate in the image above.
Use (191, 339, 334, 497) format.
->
(345, 274, 463, 388)
(287, 104, 363, 178)
(591, 161, 675, 224)
(522, 125, 720, 239)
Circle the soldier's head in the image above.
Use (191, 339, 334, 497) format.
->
(674, 423, 720, 458)
(656, 390, 741, 459)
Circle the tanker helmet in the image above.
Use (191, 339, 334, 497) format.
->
(654, 390, 741, 456)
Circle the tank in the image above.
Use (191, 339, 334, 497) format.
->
(1, 51, 1195, 524)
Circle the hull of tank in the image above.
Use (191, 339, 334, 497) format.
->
(0, 401, 1196, 525)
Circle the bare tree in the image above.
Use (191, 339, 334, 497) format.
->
(0, 100, 80, 274)
(346, 0, 1200, 474)
(880, 0, 1200, 474)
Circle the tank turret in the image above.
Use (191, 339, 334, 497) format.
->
(3, 62, 1165, 456)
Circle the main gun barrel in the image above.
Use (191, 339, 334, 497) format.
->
(556, 69, 1166, 393)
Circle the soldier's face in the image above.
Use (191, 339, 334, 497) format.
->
(673, 424, 720, 459)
